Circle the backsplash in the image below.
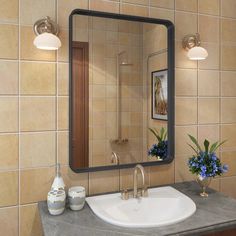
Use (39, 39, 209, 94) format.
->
(0, 0, 236, 235)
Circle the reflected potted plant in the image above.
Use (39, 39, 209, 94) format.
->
(187, 135, 228, 197)
(148, 127, 168, 161)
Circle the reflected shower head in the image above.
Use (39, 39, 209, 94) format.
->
(120, 62, 133, 66)
(118, 51, 133, 66)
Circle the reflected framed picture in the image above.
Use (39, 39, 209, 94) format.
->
(152, 69, 168, 120)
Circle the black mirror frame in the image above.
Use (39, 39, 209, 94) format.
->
(69, 9, 175, 173)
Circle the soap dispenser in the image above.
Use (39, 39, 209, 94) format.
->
(51, 163, 65, 190)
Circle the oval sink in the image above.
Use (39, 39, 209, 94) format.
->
(86, 186, 196, 228)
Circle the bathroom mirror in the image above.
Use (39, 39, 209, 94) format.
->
(69, 9, 174, 172)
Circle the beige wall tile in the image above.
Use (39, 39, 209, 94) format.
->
(175, 12, 197, 40)
(221, 98, 236, 123)
(20, 97, 56, 131)
(221, 151, 236, 177)
(175, 126, 197, 156)
(211, 178, 220, 191)
(58, 0, 88, 28)
(20, 132, 55, 168)
(89, 170, 119, 194)
(150, 0, 174, 9)
(199, 15, 219, 43)
(221, 177, 236, 199)
(0, 134, 18, 170)
(20, 0, 55, 26)
(221, 124, 236, 150)
(0, 0, 18, 23)
(198, 98, 219, 124)
(199, 43, 219, 70)
(123, 0, 148, 5)
(20, 26, 56, 61)
(120, 168, 134, 190)
(58, 29, 69, 62)
(0, 24, 18, 59)
(20, 204, 43, 236)
(0, 97, 18, 132)
(221, 45, 236, 71)
(20, 167, 54, 204)
(198, 70, 220, 96)
(150, 163, 175, 186)
(61, 166, 89, 193)
(198, 125, 220, 145)
(0, 207, 18, 236)
(175, 98, 197, 125)
(175, 155, 194, 182)
(221, 71, 236, 97)
(20, 62, 56, 95)
(58, 96, 69, 130)
(58, 63, 69, 95)
(121, 4, 148, 17)
(175, 69, 197, 96)
(221, 19, 236, 44)
(0, 171, 18, 207)
(199, 0, 220, 15)
(176, 0, 197, 12)
(58, 132, 69, 165)
(150, 7, 174, 22)
(90, 0, 120, 13)
(0, 61, 18, 95)
(222, 0, 236, 18)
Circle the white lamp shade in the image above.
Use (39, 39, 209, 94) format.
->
(33, 32, 61, 50)
(187, 46, 208, 60)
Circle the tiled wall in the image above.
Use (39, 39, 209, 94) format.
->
(0, 0, 236, 235)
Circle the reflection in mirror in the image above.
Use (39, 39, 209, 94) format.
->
(70, 11, 174, 171)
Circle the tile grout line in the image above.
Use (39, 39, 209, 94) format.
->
(18, 0, 21, 234)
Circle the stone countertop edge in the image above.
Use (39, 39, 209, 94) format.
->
(38, 181, 236, 236)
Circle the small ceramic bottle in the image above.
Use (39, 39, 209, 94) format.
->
(51, 163, 65, 191)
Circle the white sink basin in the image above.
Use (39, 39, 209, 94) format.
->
(86, 186, 196, 228)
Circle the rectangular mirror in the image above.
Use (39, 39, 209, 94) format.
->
(69, 10, 174, 172)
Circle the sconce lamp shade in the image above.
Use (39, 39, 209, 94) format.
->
(187, 46, 208, 60)
(33, 32, 61, 50)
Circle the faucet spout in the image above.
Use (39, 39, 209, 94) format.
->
(133, 164, 145, 198)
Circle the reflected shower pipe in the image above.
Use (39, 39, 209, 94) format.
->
(111, 51, 133, 145)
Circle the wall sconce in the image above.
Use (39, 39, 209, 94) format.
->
(182, 33, 208, 60)
(33, 16, 61, 50)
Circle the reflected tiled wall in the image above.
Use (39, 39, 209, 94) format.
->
(0, 0, 236, 235)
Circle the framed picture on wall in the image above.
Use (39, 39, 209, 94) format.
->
(152, 69, 168, 120)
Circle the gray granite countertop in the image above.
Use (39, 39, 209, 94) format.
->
(38, 181, 236, 236)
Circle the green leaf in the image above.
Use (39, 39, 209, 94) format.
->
(159, 127, 162, 140)
(209, 141, 218, 153)
(149, 128, 161, 142)
(204, 139, 210, 154)
(163, 130, 167, 141)
(188, 134, 202, 152)
(212, 140, 227, 153)
(187, 143, 198, 155)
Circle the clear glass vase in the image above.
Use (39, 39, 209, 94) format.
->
(196, 175, 212, 197)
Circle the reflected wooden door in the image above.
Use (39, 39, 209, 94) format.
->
(71, 41, 89, 169)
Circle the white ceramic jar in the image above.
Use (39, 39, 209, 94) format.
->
(68, 186, 86, 211)
(47, 189, 66, 215)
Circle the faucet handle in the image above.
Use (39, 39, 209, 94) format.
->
(121, 189, 129, 200)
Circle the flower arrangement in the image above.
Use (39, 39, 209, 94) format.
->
(187, 135, 228, 179)
(148, 127, 168, 160)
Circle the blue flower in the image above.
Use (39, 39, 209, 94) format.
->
(222, 164, 229, 173)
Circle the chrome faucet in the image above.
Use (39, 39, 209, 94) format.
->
(133, 164, 145, 198)
(121, 164, 148, 200)
(111, 152, 119, 165)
